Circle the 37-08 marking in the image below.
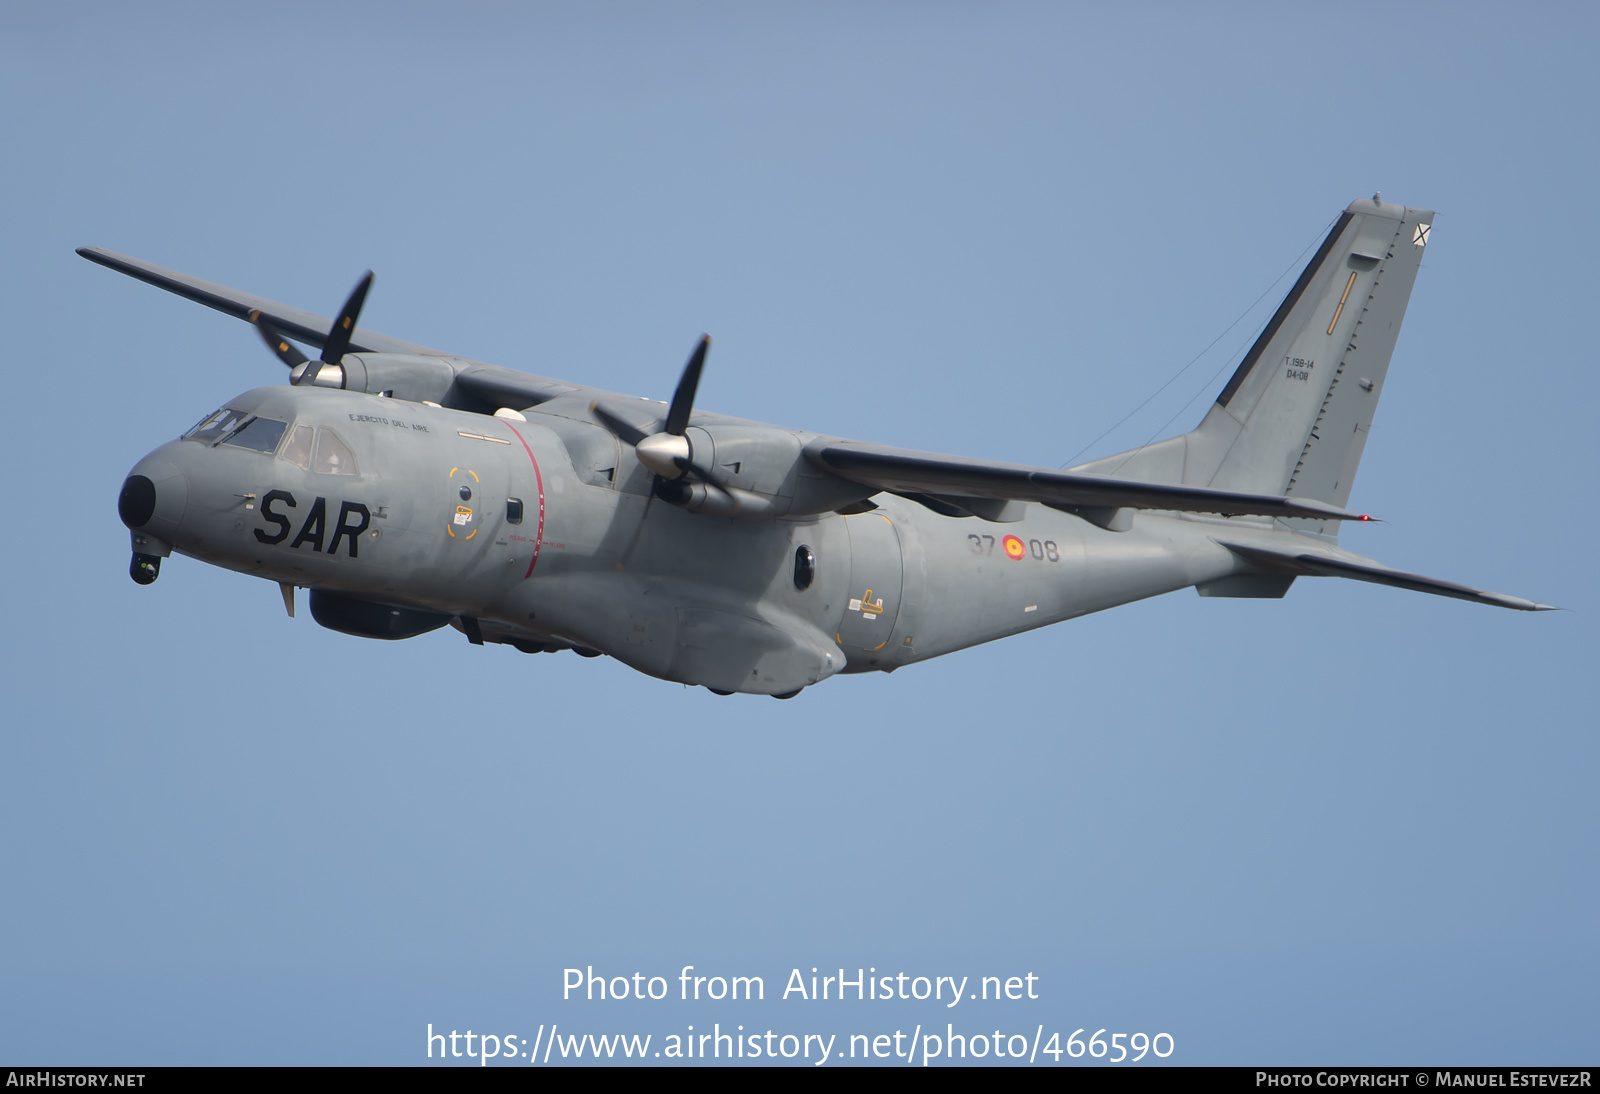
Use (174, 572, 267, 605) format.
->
(968, 534, 1060, 562)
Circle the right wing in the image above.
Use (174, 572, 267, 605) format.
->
(807, 440, 1375, 523)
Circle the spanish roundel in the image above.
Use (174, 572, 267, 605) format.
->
(1002, 535, 1026, 560)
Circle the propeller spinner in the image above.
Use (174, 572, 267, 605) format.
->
(592, 335, 730, 503)
(250, 270, 374, 386)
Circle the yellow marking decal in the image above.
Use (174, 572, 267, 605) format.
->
(1327, 270, 1358, 335)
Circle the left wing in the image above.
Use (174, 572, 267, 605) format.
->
(807, 440, 1374, 524)
(77, 247, 443, 358)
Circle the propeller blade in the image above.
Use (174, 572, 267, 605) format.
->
(652, 476, 691, 506)
(250, 311, 310, 369)
(663, 335, 710, 436)
(590, 400, 652, 448)
(679, 458, 732, 494)
(320, 271, 374, 365)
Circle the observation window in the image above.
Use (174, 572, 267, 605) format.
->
(506, 498, 524, 525)
(793, 545, 816, 591)
(314, 428, 358, 475)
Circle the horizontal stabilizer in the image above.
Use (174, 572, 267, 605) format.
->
(810, 441, 1375, 523)
(76, 247, 439, 358)
(1216, 539, 1558, 612)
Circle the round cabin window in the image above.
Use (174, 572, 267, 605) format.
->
(793, 545, 816, 591)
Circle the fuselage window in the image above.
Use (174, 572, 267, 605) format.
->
(183, 407, 248, 445)
(793, 545, 816, 591)
(221, 416, 288, 454)
(506, 498, 524, 525)
(280, 424, 314, 470)
(314, 428, 358, 475)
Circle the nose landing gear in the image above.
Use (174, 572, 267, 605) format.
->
(130, 553, 161, 585)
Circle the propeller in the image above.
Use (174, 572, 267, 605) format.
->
(592, 335, 731, 504)
(250, 270, 374, 386)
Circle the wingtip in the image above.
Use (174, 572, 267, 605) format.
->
(1502, 597, 1563, 612)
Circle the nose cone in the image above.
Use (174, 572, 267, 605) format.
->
(119, 454, 188, 542)
(118, 475, 156, 527)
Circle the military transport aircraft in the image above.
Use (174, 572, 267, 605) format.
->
(94, 196, 1553, 698)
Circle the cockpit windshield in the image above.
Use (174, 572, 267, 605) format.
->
(182, 407, 290, 455)
(222, 416, 289, 453)
(184, 407, 249, 444)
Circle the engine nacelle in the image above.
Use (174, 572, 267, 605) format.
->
(337, 353, 460, 405)
(668, 423, 875, 518)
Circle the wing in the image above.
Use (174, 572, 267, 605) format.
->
(807, 440, 1374, 524)
(77, 247, 442, 358)
(1216, 539, 1558, 611)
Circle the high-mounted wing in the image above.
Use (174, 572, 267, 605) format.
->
(1216, 539, 1557, 611)
(76, 247, 440, 358)
(808, 440, 1374, 524)
(452, 365, 576, 409)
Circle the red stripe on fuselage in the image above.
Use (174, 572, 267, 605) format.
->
(504, 423, 545, 578)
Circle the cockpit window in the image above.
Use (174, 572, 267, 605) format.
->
(280, 424, 314, 470)
(183, 407, 249, 444)
(314, 428, 358, 475)
(221, 416, 289, 454)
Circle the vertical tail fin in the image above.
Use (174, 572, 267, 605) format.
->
(1075, 197, 1433, 533)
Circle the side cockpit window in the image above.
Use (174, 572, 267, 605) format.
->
(221, 416, 288, 454)
(313, 428, 358, 475)
(275, 425, 357, 474)
(280, 424, 314, 470)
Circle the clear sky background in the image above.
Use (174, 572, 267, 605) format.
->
(1, 1, 1594, 1066)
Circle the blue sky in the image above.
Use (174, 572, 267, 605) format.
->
(1, 1, 1594, 1065)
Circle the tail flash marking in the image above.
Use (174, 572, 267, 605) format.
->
(1327, 271, 1357, 335)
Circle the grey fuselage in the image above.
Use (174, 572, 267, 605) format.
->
(125, 382, 1263, 696)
